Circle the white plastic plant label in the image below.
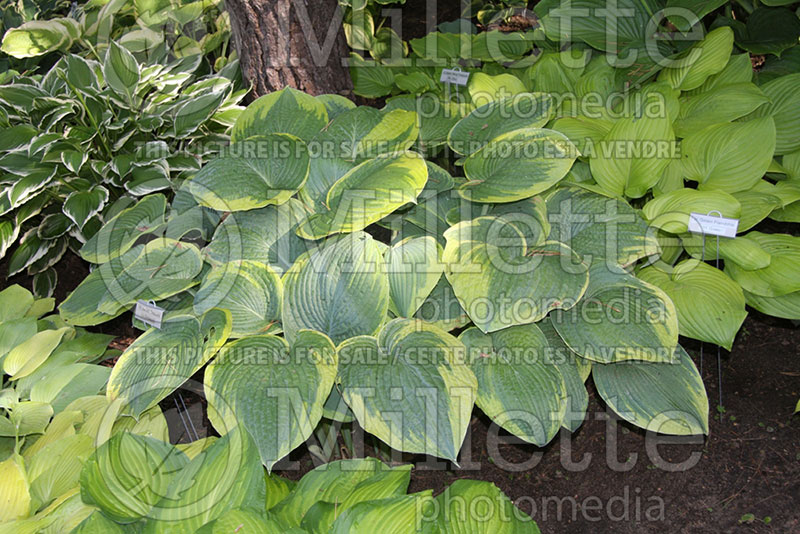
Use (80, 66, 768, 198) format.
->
(688, 213, 739, 238)
(134, 300, 164, 329)
(440, 68, 470, 86)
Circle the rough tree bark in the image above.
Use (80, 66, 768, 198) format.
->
(225, 0, 354, 98)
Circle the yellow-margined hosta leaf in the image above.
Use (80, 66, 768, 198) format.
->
(551, 263, 678, 363)
(638, 260, 747, 350)
(460, 128, 578, 203)
(443, 215, 589, 333)
(232, 87, 328, 142)
(459, 324, 567, 446)
(205, 331, 336, 470)
(385, 236, 444, 317)
(592, 345, 709, 435)
(281, 232, 389, 345)
(337, 319, 477, 461)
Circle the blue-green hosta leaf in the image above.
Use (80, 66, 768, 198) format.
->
(313, 106, 419, 163)
(107, 311, 231, 417)
(205, 331, 336, 470)
(589, 112, 676, 198)
(467, 72, 527, 106)
(104, 41, 140, 105)
(79, 432, 189, 523)
(551, 263, 679, 363)
(385, 236, 444, 317)
(338, 319, 477, 461)
(413, 275, 470, 331)
(638, 260, 747, 350)
(659, 27, 734, 91)
(143, 428, 265, 534)
(459, 324, 567, 446)
(383, 95, 462, 150)
(525, 50, 588, 98)
(316, 94, 356, 121)
(443, 215, 589, 332)
(63, 187, 109, 231)
(460, 128, 577, 203)
(546, 187, 659, 266)
(79, 194, 167, 264)
(592, 345, 709, 435)
(751, 73, 800, 155)
(436, 480, 540, 533)
(330, 492, 437, 534)
(725, 232, 800, 297)
(674, 82, 770, 137)
(298, 157, 355, 214)
(282, 232, 389, 345)
(194, 261, 282, 337)
(185, 134, 310, 211)
(680, 117, 776, 192)
(296, 151, 428, 240)
(642, 188, 741, 234)
(666, 0, 727, 32)
(729, 7, 800, 58)
(232, 87, 328, 142)
(270, 458, 407, 528)
(204, 199, 312, 273)
(447, 93, 554, 156)
(743, 289, 800, 320)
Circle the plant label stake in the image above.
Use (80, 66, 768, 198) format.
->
(440, 67, 470, 86)
(134, 299, 164, 329)
(689, 210, 739, 410)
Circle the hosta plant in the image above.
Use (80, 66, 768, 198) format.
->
(58, 86, 714, 472)
(0, 39, 244, 294)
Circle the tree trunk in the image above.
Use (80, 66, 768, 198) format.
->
(225, 0, 353, 99)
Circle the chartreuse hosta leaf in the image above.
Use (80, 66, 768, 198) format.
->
(203, 198, 312, 273)
(593, 345, 709, 435)
(459, 324, 567, 446)
(674, 83, 770, 137)
(680, 117, 776, 193)
(467, 72, 528, 106)
(143, 428, 266, 534)
(79, 194, 167, 264)
(79, 432, 190, 523)
(435, 480, 541, 534)
(682, 232, 771, 270)
(107, 310, 231, 417)
(589, 110, 675, 199)
(313, 106, 419, 162)
(725, 232, 800, 297)
(232, 87, 328, 143)
(26, 433, 94, 510)
(443, 215, 589, 333)
(660, 27, 734, 91)
(282, 232, 389, 345)
(460, 128, 578, 203)
(447, 93, 554, 156)
(330, 492, 437, 534)
(207, 509, 283, 533)
(296, 151, 428, 240)
(205, 331, 336, 470)
(337, 319, 477, 461)
(638, 260, 747, 350)
(385, 236, 444, 317)
(743, 289, 800, 320)
(751, 73, 800, 155)
(3, 326, 73, 379)
(383, 95, 462, 150)
(0, 453, 30, 520)
(193, 261, 282, 337)
(642, 188, 741, 234)
(546, 188, 659, 266)
(551, 263, 679, 363)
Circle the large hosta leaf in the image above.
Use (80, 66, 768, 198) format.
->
(551, 263, 678, 363)
(659, 27, 734, 91)
(743, 289, 800, 320)
(680, 117, 776, 192)
(447, 93, 554, 156)
(460, 128, 577, 203)
(296, 151, 427, 240)
(203, 199, 312, 273)
(642, 188, 741, 234)
(338, 319, 477, 461)
(436, 480, 540, 533)
(725, 232, 800, 297)
(313, 106, 418, 162)
(443, 215, 589, 333)
(383, 95, 462, 150)
(751, 73, 800, 155)
(205, 331, 336, 470)
(282, 232, 389, 345)
(546, 187, 659, 266)
(592, 345, 709, 435)
(107, 311, 231, 417)
(232, 87, 328, 142)
(194, 261, 282, 337)
(385, 236, 444, 317)
(330, 493, 437, 534)
(638, 260, 746, 350)
(459, 324, 567, 446)
(299, 157, 355, 214)
(186, 134, 310, 211)
(80, 194, 167, 264)
(674, 82, 770, 137)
